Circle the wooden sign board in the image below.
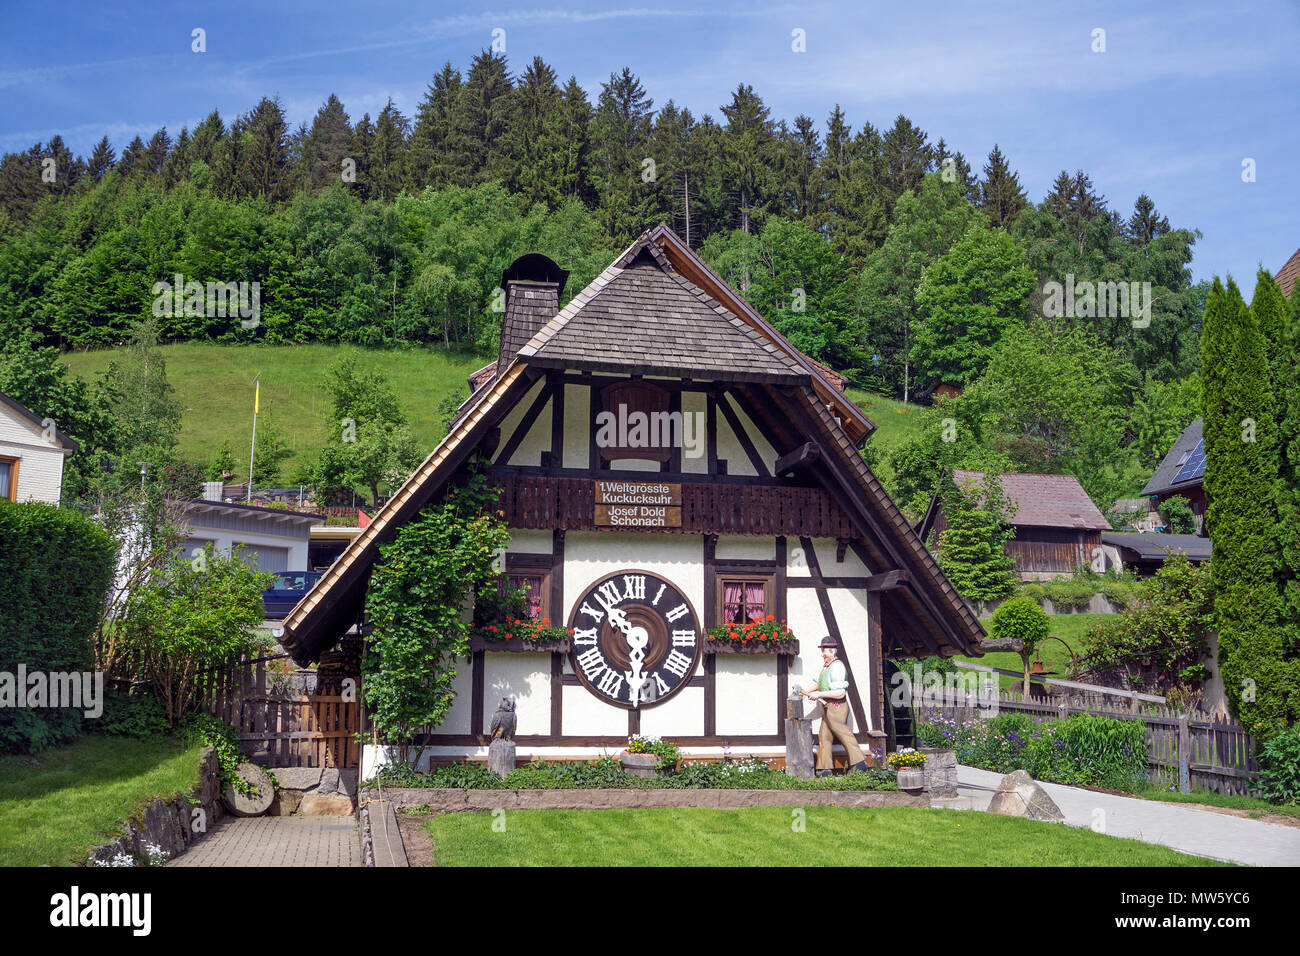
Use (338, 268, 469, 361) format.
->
(594, 481, 681, 505)
(595, 504, 683, 528)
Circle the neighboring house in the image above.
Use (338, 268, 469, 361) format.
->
(275, 226, 986, 771)
(1142, 418, 1206, 535)
(938, 470, 1113, 580)
(1099, 532, 1211, 576)
(1275, 244, 1300, 298)
(179, 484, 324, 573)
(0, 390, 78, 504)
(1112, 497, 1161, 532)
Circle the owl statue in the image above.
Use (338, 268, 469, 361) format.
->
(489, 697, 517, 741)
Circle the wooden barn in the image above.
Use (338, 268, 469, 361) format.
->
(939, 470, 1112, 579)
(276, 226, 984, 771)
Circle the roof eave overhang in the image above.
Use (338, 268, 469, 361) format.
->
(521, 353, 810, 386)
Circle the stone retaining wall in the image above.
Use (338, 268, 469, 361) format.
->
(364, 787, 930, 812)
(87, 746, 225, 866)
(266, 766, 359, 815)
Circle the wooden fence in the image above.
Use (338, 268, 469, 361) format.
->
(915, 689, 1261, 796)
(202, 654, 360, 769)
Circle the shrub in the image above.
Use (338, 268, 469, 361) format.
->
(117, 544, 272, 725)
(0, 500, 117, 754)
(92, 690, 170, 740)
(1257, 724, 1300, 806)
(915, 712, 1148, 790)
(1159, 495, 1197, 535)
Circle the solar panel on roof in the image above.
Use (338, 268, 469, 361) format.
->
(1172, 438, 1205, 485)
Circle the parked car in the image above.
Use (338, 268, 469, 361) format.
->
(262, 571, 323, 619)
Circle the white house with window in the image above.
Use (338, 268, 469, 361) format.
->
(0, 390, 78, 504)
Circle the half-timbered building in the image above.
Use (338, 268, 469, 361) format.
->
(277, 225, 984, 771)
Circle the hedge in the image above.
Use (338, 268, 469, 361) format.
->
(0, 500, 117, 753)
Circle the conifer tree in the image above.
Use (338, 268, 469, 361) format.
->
(409, 62, 462, 189)
(978, 144, 1028, 228)
(445, 49, 515, 187)
(300, 94, 353, 191)
(556, 76, 594, 205)
(590, 67, 655, 242)
(881, 114, 933, 211)
(936, 473, 1018, 601)
(87, 136, 116, 181)
(1202, 277, 1293, 735)
(505, 57, 567, 209)
(1275, 285, 1300, 675)
(719, 83, 775, 234)
(1126, 193, 1170, 245)
(368, 99, 410, 202)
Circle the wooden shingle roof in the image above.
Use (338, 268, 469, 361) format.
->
(522, 242, 805, 382)
(1276, 245, 1300, 298)
(953, 469, 1110, 531)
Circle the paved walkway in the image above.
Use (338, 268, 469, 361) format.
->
(952, 765, 1300, 866)
(169, 816, 362, 867)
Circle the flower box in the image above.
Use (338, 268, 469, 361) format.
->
(704, 638, 800, 656)
(469, 635, 571, 653)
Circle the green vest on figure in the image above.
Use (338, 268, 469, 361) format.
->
(818, 659, 848, 693)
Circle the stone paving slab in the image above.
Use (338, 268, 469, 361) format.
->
(168, 816, 361, 867)
(956, 765, 1300, 867)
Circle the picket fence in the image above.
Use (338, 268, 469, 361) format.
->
(915, 688, 1261, 796)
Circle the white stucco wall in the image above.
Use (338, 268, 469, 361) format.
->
(482, 653, 551, 735)
(439, 659, 477, 735)
(180, 527, 309, 571)
(714, 657, 779, 735)
(716, 535, 775, 561)
(494, 377, 547, 467)
(506, 529, 553, 554)
(562, 382, 590, 469)
(680, 390, 708, 474)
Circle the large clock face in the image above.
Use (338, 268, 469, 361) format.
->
(568, 570, 701, 709)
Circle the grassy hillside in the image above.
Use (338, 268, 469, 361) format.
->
(846, 386, 928, 490)
(56, 344, 926, 487)
(60, 343, 490, 477)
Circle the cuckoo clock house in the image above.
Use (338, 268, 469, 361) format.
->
(277, 226, 984, 774)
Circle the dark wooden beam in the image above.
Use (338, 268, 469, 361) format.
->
(494, 380, 552, 467)
(775, 441, 820, 476)
(716, 388, 771, 477)
(864, 569, 910, 592)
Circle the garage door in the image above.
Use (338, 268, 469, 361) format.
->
(236, 543, 290, 573)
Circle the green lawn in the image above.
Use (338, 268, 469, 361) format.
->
(958, 613, 1110, 689)
(0, 736, 202, 866)
(421, 806, 1225, 866)
(59, 343, 490, 475)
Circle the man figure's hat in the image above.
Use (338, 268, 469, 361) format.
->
(819, 636, 839, 649)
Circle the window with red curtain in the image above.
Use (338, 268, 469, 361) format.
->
(720, 577, 769, 624)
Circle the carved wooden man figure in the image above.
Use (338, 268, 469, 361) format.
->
(801, 636, 871, 776)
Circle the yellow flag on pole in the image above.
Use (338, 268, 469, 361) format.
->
(254, 380, 260, 415)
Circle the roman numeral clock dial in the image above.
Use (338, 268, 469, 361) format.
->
(568, 571, 701, 708)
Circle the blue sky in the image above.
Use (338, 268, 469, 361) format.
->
(2, 0, 1296, 283)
